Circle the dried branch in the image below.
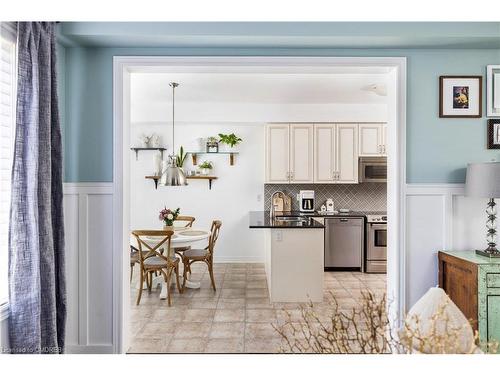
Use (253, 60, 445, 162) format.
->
(273, 291, 498, 354)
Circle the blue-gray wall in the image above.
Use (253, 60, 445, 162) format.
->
(60, 47, 500, 183)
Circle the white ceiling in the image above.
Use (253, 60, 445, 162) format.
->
(130, 72, 389, 106)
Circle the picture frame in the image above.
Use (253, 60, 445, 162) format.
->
(487, 119, 500, 149)
(439, 76, 482, 118)
(487, 65, 500, 117)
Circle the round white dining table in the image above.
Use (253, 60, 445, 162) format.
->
(132, 227, 211, 300)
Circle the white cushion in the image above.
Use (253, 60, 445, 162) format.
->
(402, 287, 476, 354)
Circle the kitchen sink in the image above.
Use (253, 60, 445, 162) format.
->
(274, 216, 311, 223)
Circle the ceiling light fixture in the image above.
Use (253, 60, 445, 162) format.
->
(161, 82, 188, 186)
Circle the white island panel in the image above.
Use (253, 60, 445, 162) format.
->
(266, 228, 324, 302)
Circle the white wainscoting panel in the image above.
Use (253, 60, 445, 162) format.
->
(403, 184, 489, 309)
(405, 194, 445, 308)
(63, 183, 114, 354)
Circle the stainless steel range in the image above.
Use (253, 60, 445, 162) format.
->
(365, 214, 387, 273)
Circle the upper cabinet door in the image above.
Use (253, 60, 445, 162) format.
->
(381, 123, 387, 156)
(314, 124, 336, 183)
(290, 124, 314, 183)
(336, 123, 359, 184)
(266, 124, 290, 183)
(358, 123, 383, 157)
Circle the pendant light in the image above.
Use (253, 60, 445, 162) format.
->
(161, 82, 188, 186)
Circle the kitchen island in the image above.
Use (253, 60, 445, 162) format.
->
(249, 211, 325, 303)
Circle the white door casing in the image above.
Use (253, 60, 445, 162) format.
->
(289, 123, 314, 183)
(111, 56, 407, 354)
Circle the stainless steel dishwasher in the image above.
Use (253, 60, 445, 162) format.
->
(324, 217, 364, 270)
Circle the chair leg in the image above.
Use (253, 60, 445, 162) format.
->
(182, 260, 189, 292)
(146, 271, 152, 292)
(130, 264, 134, 283)
(175, 264, 182, 294)
(136, 270, 144, 305)
(208, 259, 216, 291)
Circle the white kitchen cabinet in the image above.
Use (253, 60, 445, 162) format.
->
(289, 124, 314, 183)
(336, 123, 359, 183)
(359, 123, 386, 157)
(266, 123, 313, 183)
(313, 124, 335, 183)
(313, 123, 358, 184)
(381, 123, 387, 156)
(266, 124, 290, 183)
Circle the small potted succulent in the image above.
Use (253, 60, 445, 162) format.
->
(218, 133, 242, 151)
(159, 207, 180, 231)
(199, 160, 213, 175)
(206, 136, 219, 153)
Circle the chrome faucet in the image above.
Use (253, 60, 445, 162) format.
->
(270, 191, 284, 219)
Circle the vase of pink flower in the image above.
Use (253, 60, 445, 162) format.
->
(159, 207, 180, 230)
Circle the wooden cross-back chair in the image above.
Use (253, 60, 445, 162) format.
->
(181, 220, 222, 292)
(132, 230, 182, 306)
(173, 216, 196, 255)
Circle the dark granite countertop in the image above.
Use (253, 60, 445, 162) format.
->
(249, 211, 325, 229)
(284, 210, 370, 218)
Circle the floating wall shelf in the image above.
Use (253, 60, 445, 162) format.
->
(145, 175, 218, 190)
(131, 147, 167, 160)
(188, 152, 239, 166)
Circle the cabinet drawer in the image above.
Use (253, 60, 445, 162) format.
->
(487, 274, 500, 288)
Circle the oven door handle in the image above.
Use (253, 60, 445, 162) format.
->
(369, 223, 387, 228)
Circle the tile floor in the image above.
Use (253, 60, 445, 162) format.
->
(128, 263, 386, 354)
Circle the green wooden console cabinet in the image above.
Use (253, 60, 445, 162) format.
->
(438, 251, 500, 351)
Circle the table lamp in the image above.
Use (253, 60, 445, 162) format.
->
(465, 162, 500, 257)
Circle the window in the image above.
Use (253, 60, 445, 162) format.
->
(0, 22, 16, 308)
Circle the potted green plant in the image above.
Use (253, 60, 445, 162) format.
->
(199, 160, 213, 175)
(218, 133, 242, 151)
(175, 145, 187, 168)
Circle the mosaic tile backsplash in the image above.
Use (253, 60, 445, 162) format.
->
(264, 183, 387, 212)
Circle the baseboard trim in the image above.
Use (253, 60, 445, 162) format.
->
(213, 257, 264, 263)
(66, 344, 114, 354)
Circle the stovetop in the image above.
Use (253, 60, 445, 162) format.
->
(366, 213, 387, 223)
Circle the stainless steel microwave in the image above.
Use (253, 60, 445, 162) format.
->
(359, 157, 387, 183)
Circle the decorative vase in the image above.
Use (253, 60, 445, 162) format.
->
(163, 225, 174, 231)
(201, 168, 210, 175)
(206, 141, 219, 153)
(153, 152, 163, 176)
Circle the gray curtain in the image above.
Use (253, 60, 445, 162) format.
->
(8, 22, 66, 354)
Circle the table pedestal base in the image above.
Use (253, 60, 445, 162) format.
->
(140, 274, 201, 299)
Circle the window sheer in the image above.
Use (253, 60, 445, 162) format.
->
(0, 22, 16, 307)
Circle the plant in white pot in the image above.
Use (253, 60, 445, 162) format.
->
(218, 133, 242, 151)
(199, 160, 213, 175)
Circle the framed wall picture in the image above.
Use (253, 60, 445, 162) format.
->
(487, 65, 500, 117)
(439, 76, 482, 118)
(488, 119, 500, 149)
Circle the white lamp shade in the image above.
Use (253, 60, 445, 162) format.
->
(465, 162, 500, 198)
